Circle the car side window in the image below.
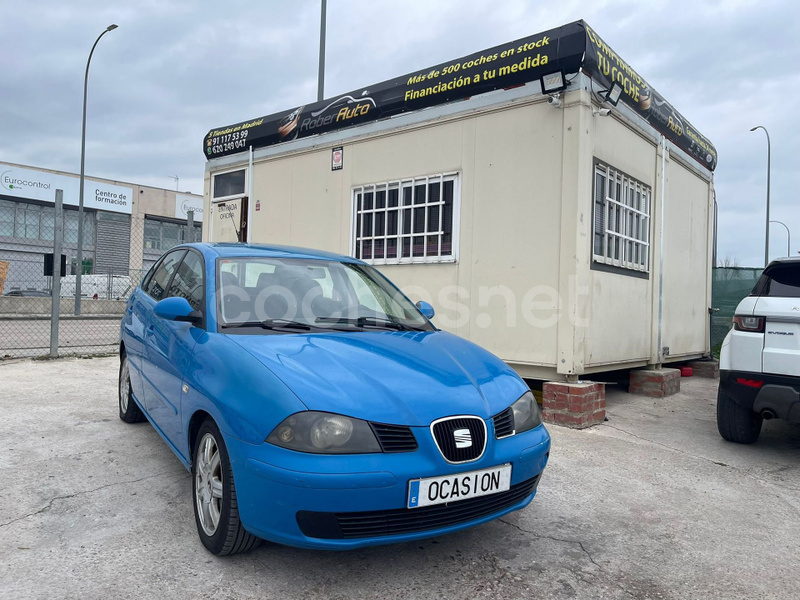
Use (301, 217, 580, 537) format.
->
(144, 250, 186, 302)
(167, 251, 204, 311)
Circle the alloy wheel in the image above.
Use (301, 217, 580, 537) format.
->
(195, 432, 224, 536)
(119, 359, 130, 413)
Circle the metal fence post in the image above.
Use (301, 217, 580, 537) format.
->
(50, 190, 64, 358)
(187, 210, 195, 242)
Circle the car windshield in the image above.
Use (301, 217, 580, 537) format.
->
(216, 257, 434, 333)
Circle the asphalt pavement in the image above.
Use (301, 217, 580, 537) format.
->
(1, 357, 798, 599)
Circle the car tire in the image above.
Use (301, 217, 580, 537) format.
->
(716, 387, 762, 444)
(119, 354, 146, 423)
(192, 418, 260, 556)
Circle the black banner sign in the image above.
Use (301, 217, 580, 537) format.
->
(204, 20, 716, 172)
(581, 25, 717, 171)
(203, 22, 584, 159)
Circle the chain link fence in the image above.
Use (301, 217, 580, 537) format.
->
(0, 207, 200, 360)
(0, 212, 756, 361)
(710, 266, 763, 355)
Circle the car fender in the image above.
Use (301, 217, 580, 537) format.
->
(179, 332, 307, 455)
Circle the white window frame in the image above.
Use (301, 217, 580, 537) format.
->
(350, 172, 460, 265)
(211, 167, 248, 203)
(592, 162, 651, 274)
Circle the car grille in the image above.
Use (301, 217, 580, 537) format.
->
(370, 422, 418, 453)
(295, 475, 540, 539)
(493, 407, 515, 438)
(431, 416, 486, 463)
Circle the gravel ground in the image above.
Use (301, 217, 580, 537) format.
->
(1, 356, 799, 599)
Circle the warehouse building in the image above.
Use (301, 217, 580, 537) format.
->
(0, 162, 202, 293)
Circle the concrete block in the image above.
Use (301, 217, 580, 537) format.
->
(629, 368, 681, 398)
(688, 360, 720, 379)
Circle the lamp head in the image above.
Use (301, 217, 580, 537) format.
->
(750, 126, 760, 132)
(540, 70, 566, 94)
(106, 24, 119, 31)
(604, 82, 623, 106)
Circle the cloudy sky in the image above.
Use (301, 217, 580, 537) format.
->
(1, 0, 797, 267)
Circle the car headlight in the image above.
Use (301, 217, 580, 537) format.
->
(510, 391, 542, 434)
(266, 411, 382, 454)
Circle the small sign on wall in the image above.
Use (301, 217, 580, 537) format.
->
(331, 146, 343, 171)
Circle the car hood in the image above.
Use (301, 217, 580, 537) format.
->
(229, 330, 527, 426)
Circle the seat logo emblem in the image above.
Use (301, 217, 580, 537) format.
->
(453, 428, 472, 448)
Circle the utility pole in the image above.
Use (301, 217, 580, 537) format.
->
(750, 125, 771, 267)
(317, 0, 327, 101)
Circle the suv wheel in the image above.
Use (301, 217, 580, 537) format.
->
(717, 388, 763, 444)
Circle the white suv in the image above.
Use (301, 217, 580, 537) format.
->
(718, 258, 800, 443)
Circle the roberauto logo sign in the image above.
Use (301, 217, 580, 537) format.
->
(299, 94, 376, 135)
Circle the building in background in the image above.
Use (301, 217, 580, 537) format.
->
(0, 161, 202, 293)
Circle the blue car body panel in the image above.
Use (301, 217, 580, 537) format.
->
(229, 330, 529, 426)
(119, 242, 551, 550)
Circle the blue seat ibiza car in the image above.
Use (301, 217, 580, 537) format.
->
(119, 243, 550, 555)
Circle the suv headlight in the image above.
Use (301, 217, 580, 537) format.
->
(267, 412, 381, 454)
(510, 391, 542, 434)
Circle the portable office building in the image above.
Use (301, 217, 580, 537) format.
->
(201, 20, 716, 381)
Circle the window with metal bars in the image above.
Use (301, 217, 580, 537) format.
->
(592, 162, 651, 273)
(352, 173, 458, 264)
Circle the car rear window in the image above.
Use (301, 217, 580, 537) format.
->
(752, 263, 800, 298)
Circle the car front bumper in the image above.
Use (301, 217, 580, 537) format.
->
(720, 369, 800, 423)
(223, 423, 550, 549)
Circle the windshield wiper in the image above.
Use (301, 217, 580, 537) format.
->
(221, 319, 312, 331)
(261, 318, 313, 330)
(315, 316, 417, 331)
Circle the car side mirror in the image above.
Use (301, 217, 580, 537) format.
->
(154, 297, 201, 324)
(416, 300, 435, 320)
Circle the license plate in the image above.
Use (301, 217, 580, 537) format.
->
(407, 464, 512, 509)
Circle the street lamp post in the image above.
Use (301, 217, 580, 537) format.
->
(769, 220, 791, 257)
(75, 24, 118, 315)
(750, 125, 771, 268)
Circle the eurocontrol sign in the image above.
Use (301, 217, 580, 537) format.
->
(203, 20, 717, 172)
(0, 164, 133, 214)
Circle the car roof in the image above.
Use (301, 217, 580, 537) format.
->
(179, 242, 364, 263)
(767, 257, 800, 267)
